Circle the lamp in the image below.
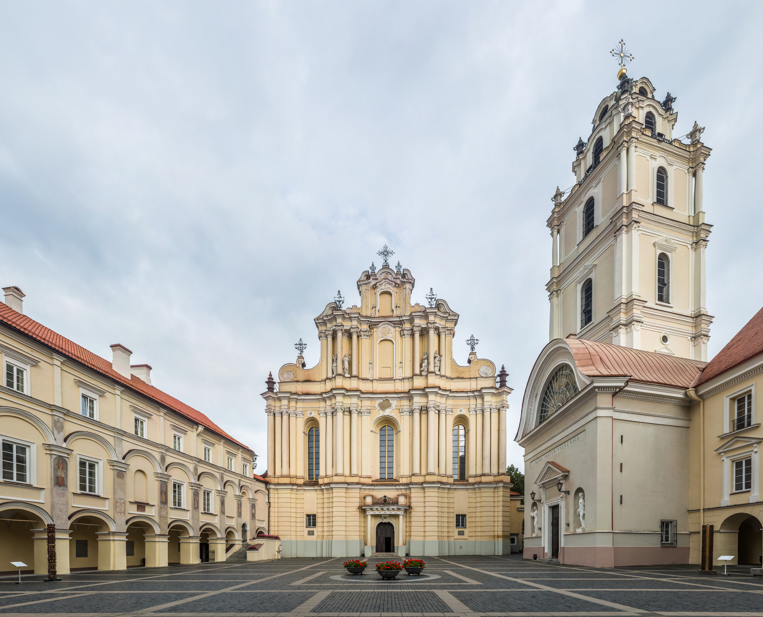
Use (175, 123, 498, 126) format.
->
(556, 480, 570, 495)
(530, 491, 541, 503)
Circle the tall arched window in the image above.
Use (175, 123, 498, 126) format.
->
(307, 427, 320, 480)
(452, 424, 466, 480)
(656, 167, 668, 205)
(657, 253, 670, 304)
(583, 198, 595, 238)
(593, 137, 603, 167)
(599, 105, 609, 122)
(379, 425, 394, 479)
(644, 111, 656, 133)
(638, 86, 648, 97)
(539, 364, 579, 424)
(581, 279, 593, 329)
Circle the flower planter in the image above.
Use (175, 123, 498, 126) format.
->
(345, 566, 366, 575)
(404, 566, 423, 576)
(378, 569, 401, 580)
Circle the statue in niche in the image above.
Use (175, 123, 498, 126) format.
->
(577, 493, 586, 532)
(332, 354, 337, 377)
(421, 352, 428, 374)
(433, 352, 441, 375)
(531, 504, 539, 536)
(343, 354, 350, 377)
(369, 362, 373, 378)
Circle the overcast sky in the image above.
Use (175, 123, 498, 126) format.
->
(1, 1, 761, 473)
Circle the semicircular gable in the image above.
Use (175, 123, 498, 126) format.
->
(166, 461, 194, 480)
(69, 509, 117, 531)
(123, 449, 162, 473)
(200, 522, 222, 537)
(65, 431, 118, 459)
(0, 501, 53, 524)
(0, 407, 55, 444)
(126, 515, 161, 534)
(223, 480, 239, 495)
(197, 471, 222, 489)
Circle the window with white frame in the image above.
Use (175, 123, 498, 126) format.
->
(243, 462, 249, 477)
(657, 253, 671, 304)
(81, 394, 97, 419)
(660, 520, 676, 546)
(1, 439, 29, 484)
(202, 489, 213, 513)
(227, 456, 234, 471)
(172, 481, 185, 508)
(5, 361, 27, 394)
(734, 458, 752, 492)
(78, 457, 99, 494)
(734, 393, 753, 432)
(134, 416, 146, 438)
(203, 445, 212, 463)
(456, 514, 467, 528)
(172, 433, 183, 452)
(306, 514, 316, 528)
(580, 279, 593, 329)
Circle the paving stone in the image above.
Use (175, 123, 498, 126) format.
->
(451, 590, 614, 613)
(580, 590, 763, 612)
(0, 591, 201, 612)
(312, 591, 453, 613)
(154, 591, 315, 613)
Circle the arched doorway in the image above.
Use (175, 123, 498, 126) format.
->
(739, 516, 763, 565)
(376, 522, 394, 553)
(168, 523, 190, 565)
(242, 523, 248, 544)
(69, 515, 108, 571)
(0, 506, 47, 574)
(199, 529, 211, 563)
(126, 521, 153, 568)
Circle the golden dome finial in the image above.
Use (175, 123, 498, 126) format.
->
(610, 39, 634, 80)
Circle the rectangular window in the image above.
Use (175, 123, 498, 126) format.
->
(202, 489, 212, 513)
(203, 446, 212, 463)
(172, 481, 185, 508)
(456, 514, 467, 528)
(660, 520, 676, 546)
(734, 394, 753, 432)
(75, 539, 88, 558)
(243, 463, 249, 477)
(78, 459, 98, 494)
(306, 514, 316, 528)
(173, 434, 183, 452)
(734, 458, 752, 492)
(227, 456, 234, 471)
(5, 362, 26, 393)
(134, 416, 146, 438)
(81, 394, 96, 419)
(2, 440, 29, 483)
(126, 541, 135, 557)
(510, 536, 517, 545)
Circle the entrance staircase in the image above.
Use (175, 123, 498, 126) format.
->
(226, 544, 251, 562)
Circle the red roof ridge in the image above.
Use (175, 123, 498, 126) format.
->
(548, 461, 570, 473)
(0, 302, 252, 452)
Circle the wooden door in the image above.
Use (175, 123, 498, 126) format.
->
(376, 522, 394, 553)
(199, 543, 209, 563)
(550, 506, 559, 559)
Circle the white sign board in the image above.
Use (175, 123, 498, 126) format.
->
(10, 562, 26, 568)
(718, 556, 734, 561)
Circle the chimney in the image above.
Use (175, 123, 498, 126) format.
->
(110, 344, 133, 379)
(3, 287, 25, 314)
(131, 364, 153, 386)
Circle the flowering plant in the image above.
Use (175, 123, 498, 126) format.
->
(403, 559, 425, 568)
(375, 561, 403, 571)
(343, 559, 367, 568)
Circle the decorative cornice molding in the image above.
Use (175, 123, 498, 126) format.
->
(0, 344, 40, 366)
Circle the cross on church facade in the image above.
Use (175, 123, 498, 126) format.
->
(294, 338, 307, 356)
(610, 39, 634, 70)
(377, 245, 394, 267)
(466, 334, 479, 352)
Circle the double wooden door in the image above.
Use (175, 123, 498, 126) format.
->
(376, 522, 394, 553)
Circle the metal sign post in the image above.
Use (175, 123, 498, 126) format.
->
(10, 562, 26, 585)
(718, 555, 734, 576)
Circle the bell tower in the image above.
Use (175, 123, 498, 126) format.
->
(547, 43, 713, 360)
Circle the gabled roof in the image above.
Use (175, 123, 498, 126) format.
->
(567, 338, 706, 389)
(0, 302, 252, 452)
(535, 461, 570, 486)
(695, 306, 763, 387)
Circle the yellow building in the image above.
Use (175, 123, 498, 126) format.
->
(0, 286, 268, 574)
(263, 254, 513, 557)
(509, 491, 523, 553)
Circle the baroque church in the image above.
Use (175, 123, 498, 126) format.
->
(262, 252, 513, 557)
(518, 55, 763, 568)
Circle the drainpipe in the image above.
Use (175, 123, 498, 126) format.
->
(687, 388, 704, 529)
(611, 379, 630, 532)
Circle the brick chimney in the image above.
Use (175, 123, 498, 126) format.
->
(110, 344, 133, 379)
(3, 287, 25, 314)
(131, 364, 152, 386)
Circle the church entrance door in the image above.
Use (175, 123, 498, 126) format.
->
(376, 522, 395, 553)
(550, 505, 560, 559)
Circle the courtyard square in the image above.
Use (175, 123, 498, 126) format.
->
(0, 555, 762, 617)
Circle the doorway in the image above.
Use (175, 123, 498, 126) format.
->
(738, 516, 762, 565)
(550, 505, 560, 559)
(376, 522, 394, 553)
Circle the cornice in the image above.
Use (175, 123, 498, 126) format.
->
(697, 356, 763, 399)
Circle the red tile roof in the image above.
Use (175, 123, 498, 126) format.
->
(567, 338, 706, 389)
(252, 473, 268, 483)
(0, 302, 252, 452)
(694, 306, 763, 387)
(510, 490, 522, 496)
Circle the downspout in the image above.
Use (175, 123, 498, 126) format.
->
(611, 379, 630, 531)
(687, 388, 704, 529)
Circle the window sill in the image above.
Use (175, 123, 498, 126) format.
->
(731, 490, 751, 495)
(718, 423, 760, 439)
(171, 507, 190, 512)
(201, 511, 216, 515)
(0, 480, 35, 488)
(372, 479, 399, 483)
(653, 202, 674, 210)
(655, 301, 673, 309)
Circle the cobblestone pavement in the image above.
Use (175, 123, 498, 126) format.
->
(1, 554, 763, 616)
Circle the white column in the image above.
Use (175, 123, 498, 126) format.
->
(482, 407, 491, 475)
(412, 407, 421, 476)
(427, 404, 437, 474)
(335, 406, 344, 476)
(490, 407, 499, 475)
(321, 332, 330, 380)
(267, 410, 275, 478)
(439, 406, 447, 475)
(498, 406, 507, 474)
(289, 412, 297, 477)
(351, 328, 358, 376)
(319, 411, 326, 479)
(551, 228, 558, 267)
(427, 325, 436, 373)
(413, 326, 421, 375)
(350, 407, 358, 476)
(618, 146, 627, 196)
(475, 409, 483, 476)
(281, 410, 290, 475)
(325, 409, 333, 477)
(335, 328, 342, 376)
(274, 411, 282, 477)
(627, 142, 636, 194)
(694, 163, 704, 214)
(294, 412, 303, 479)
(468, 409, 477, 478)
(438, 328, 446, 372)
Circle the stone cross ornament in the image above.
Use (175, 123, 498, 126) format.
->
(377, 245, 395, 267)
(294, 338, 307, 356)
(466, 334, 479, 353)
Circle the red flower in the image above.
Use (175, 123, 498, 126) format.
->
(403, 559, 425, 568)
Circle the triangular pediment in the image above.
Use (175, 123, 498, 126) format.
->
(534, 460, 570, 487)
(715, 436, 762, 455)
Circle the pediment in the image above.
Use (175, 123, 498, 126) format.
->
(715, 436, 762, 455)
(534, 461, 569, 487)
(654, 236, 677, 254)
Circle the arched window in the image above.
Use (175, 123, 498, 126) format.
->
(657, 253, 670, 304)
(307, 427, 320, 480)
(583, 198, 595, 238)
(539, 364, 579, 424)
(599, 105, 609, 122)
(638, 86, 648, 97)
(593, 137, 603, 167)
(379, 425, 394, 479)
(580, 279, 593, 329)
(644, 111, 656, 133)
(656, 167, 668, 205)
(452, 424, 466, 481)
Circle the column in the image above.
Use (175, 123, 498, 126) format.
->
(551, 228, 558, 267)
(490, 407, 499, 475)
(482, 407, 491, 475)
(274, 411, 282, 477)
(427, 404, 437, 474)
(335, 406, 344, 476)
(618, 146, 627, 196)
(412, 407, 421, 476)
(627, 141, 636, 194)
(498, 405, 507, 474)
(468, 409, 477, 478)
(143, 534, 169, 568)
(413, 326, 421, 375)
(325, 409, 333, 477)
(319, 410, 327, 480)
(439, 406, 447, 475)
(401, 409, 410, 477)
(281, 410, 290, 475)
(320, 331, 331, 380)
(438, 328, 446, 369)
(351, 327, 359, 376)
(694, 162, 704, 214)
(179, 535, 201, 565)
(350, 407, 359, 476)
(427, 325, 436, 373)
(335, 328, 343, 376)
(289, 412, 297, 478)
(475, 409, 483, 476)
(267, 410, 275, 478)
(295, 412, 304, 479)
(445, 328, 454, 377)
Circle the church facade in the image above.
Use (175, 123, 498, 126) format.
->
(263, 255, 513, 557)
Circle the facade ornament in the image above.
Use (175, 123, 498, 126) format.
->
(295, 338, 307, 356)
(421, 352, 428, 375)
(498, 365, 509, 388)
(399, 361, 403, 378)
(412, 324, 421, 334)
(332, 354, 338, 377)
(531, 504, 539, 536)
(370, 262, 376, 274)
(425, 288, 436, 308)
(377, 245, 394, 267)
(342, 354, 350, 377)
(282, 371, 294, 382)
(573, 138, 586, 157)
(401, 327, 412, 338)
(689, 121, 705, 144)
(369, 362, 373, 378)
(577, 493, 586, 532)
(265, 372, 276, 393)
(334, 291, 345, 309)
(466, 334, 479, 353)
(433, 352, 441, 375)
(552, 186, 565, 207)
(360, 328, 371, 339)
(661, 92, 676, 113)
(479, 365, 493, 377)
(395, 261, 402, 273)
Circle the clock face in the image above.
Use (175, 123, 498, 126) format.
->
(538, 365, 579, 423)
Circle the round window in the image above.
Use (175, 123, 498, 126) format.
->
(661, 334, 670, 345)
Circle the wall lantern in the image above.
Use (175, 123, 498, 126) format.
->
(556, 480, 570, 495)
